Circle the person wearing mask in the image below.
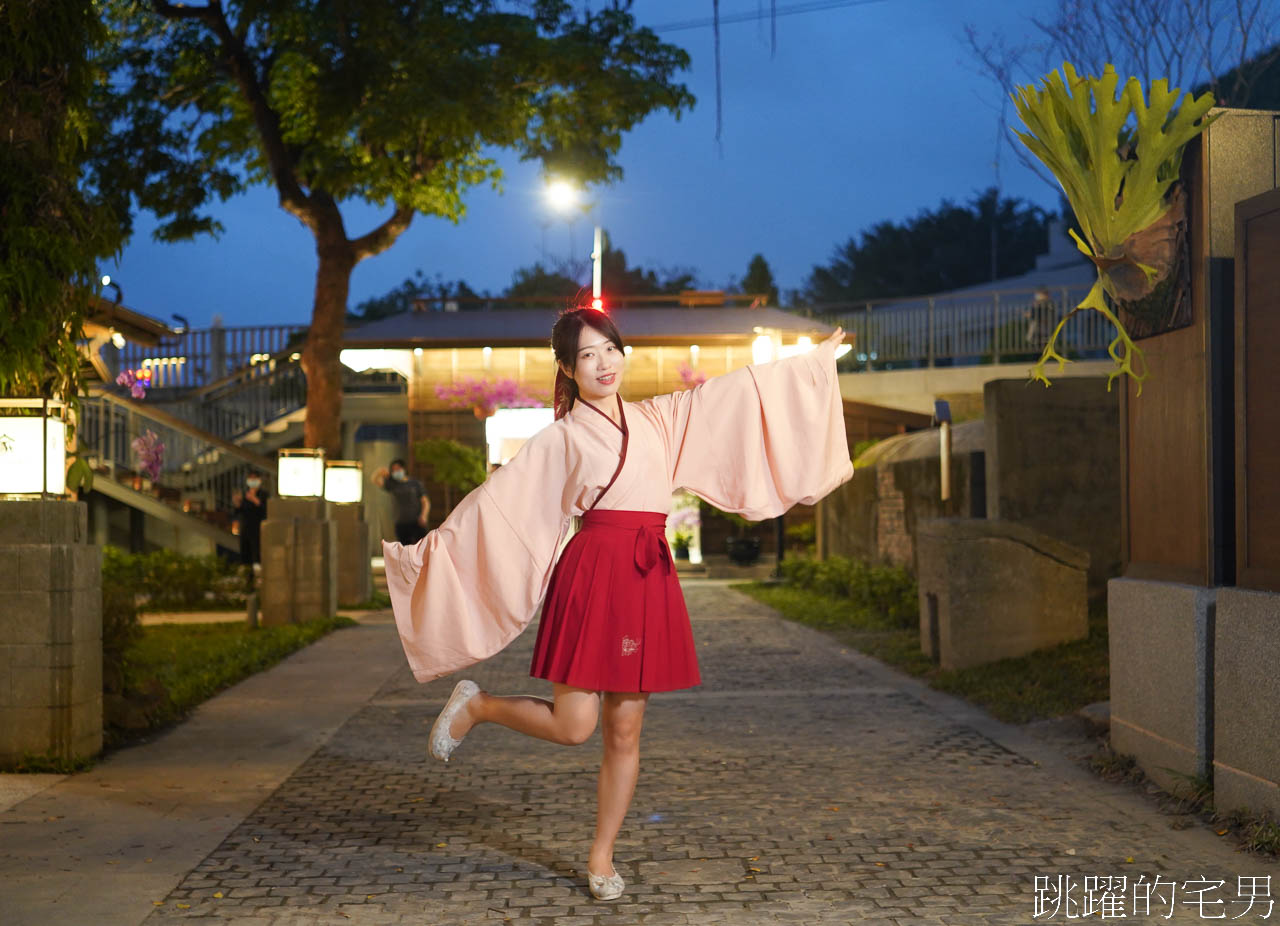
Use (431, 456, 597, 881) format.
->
(373, 458, 430, 545)
(231, 471, 269, 585)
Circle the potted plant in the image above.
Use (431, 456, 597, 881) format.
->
(671, 528, 692, 560)
(710, 508, 760, 566)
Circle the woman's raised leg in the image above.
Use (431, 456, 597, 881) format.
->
(588, 690, 650, 878)
(448, 682, 600, 746)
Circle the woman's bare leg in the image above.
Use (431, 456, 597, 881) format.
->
(589, 691, 650, 876)
(448, 682, 599, 746)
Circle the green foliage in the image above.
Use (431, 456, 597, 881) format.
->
(784, 521, 815, 544)
(90, 1, 694, 244)
(804, 187, 1051, 304)
(740, 254, 780, 305)
(737, 579, 1111, 724)
(106, 617, 355, 747)
(0, 0, 126, 400)
(350, 271, 480, 322)
(1011, 62, 1218, 393)
(101, 563, 142, 695)
(102, 546, 245, 612)
(779, 554, 918, 629)
(414, 438, 488, 494)
(506, 261, 586, 303)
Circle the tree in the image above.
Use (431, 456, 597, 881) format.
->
(349, 272, 481, 322)
(91, 1, 694, 455)
(802, 188, 1051, 305)
(505, 261, 586, 304)
(739, 254, 779, 305)
(1, 1, 124, 402)
(598, 231, 697, 297)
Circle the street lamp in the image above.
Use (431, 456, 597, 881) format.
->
(544, 178, 603, 306)
(323, 460, 363, 504)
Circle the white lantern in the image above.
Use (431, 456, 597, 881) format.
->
(324, 460, 363, 503)
(0, 398, 67, 496)
(277, 447, 325, 497)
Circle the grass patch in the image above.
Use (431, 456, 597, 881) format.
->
(732, 580, 1109, 724)
(106, 616, 356, 748)
(341, 588, 391, 610)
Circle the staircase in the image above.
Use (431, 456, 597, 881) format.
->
(77, 391, 278, 552)
(81, 347, 407, 552)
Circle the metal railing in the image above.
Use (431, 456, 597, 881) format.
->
(801, 283, 1111, 371)
(119, 324, 308, 389)
(77, 391, 278, 523)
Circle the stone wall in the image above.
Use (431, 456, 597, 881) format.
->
(983, 377, 1121, 595)
(819, 420, 985, 570)
(0, 500, 102, 763)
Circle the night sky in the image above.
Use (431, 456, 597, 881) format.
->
(102, 0, 1068, 328)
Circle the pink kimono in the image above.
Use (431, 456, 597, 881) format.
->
(382, 336, 853, 685)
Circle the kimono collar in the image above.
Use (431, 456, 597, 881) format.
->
(572, 393, 626, 435)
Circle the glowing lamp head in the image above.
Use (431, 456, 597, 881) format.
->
(545, 179, 579, 214)
(591, 297, 603, 311)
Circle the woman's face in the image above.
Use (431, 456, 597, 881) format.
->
(562, 324, 624, 403)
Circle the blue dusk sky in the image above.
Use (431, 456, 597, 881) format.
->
(103, 0, 1069, 328)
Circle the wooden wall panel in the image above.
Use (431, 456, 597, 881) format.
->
(1236, 188, 1280, 591)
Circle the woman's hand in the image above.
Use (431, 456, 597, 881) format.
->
(820, 325, 845, 351)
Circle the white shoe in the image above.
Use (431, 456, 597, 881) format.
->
(586, 862, 625, 901)
(428, 679, 480, 763)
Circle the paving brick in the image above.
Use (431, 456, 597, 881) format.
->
(138, 583, 1278, 926)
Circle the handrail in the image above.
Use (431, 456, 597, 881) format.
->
(85, 388, 277, 473)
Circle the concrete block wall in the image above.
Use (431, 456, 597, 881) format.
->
(0, 500, 102, 763)
(260, 498, 338, 625)
(915, 517, 1089, 671)
(1213, 587, 1280, 819)
(1107, 577, 1214, 794)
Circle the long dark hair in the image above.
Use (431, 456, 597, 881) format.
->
(551, 307, 626, 419)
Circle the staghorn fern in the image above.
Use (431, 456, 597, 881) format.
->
(1010, 62, 1218, 394)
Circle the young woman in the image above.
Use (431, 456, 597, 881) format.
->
(382, 307, 851, 901)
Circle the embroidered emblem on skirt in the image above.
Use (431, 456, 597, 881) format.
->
(621, 635, 639, 656)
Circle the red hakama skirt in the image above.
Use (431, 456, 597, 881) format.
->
(529, 509, 702, 693)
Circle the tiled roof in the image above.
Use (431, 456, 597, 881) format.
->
(343, 306, 832, 347)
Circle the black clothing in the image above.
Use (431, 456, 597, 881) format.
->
(235, 488, 269, 565)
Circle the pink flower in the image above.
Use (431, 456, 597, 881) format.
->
(130, 429, 165, 482)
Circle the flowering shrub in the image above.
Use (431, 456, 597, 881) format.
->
(677, 362, 706, 389)
(434, 377, 551, 417)
(131, 428, 165, 481)
(116, 368, 150, 399)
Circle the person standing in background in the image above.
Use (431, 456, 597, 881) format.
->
(231, 471, 269, 588)
(373, 458, 430, 545)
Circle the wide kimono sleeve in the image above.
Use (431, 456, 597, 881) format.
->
(644, 336, 854, 520)
(381, 422, 576, 684)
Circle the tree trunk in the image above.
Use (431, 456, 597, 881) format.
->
(302, 228, 356, 458)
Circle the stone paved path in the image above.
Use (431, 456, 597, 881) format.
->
(125, 582, 1277, 924)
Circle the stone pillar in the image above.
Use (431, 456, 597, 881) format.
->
(259, 497, 337, 625)
(0, 499, 102, 764)
(330, 502, 371, 606)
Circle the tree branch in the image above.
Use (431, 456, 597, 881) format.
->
(351, 204, 415, 262)
(151, 0, 314, 229)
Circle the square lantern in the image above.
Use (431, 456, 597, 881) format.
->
(324, 460, 363, 504)
(0, 398, 67, 496)
(277, 447, 325, 497)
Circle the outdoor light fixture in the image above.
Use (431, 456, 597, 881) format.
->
(323, 460, 363, 504)
(339, 348, 413, 380)
(752, 334, 776, 365)
(277, 447, 325, 497)
(545, 179, 579, 213)
(0, 398, 67, 496)
(110, 329, 126, 349)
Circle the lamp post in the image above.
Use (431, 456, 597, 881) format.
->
(545, 178, 604, 308)
(261, 447, 338, 623)
(325, 460, 371, 605)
